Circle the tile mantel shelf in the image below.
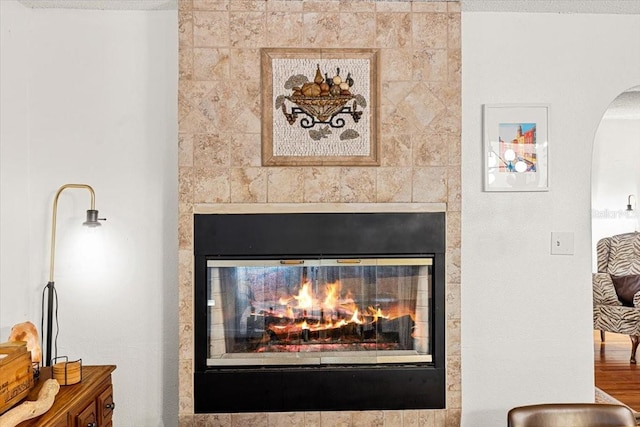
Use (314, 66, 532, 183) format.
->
(194, 203, 448, 215)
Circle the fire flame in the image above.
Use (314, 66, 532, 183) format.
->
(265, 278, 416, 337)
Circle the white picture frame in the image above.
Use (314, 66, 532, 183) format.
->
(483, 104, 550, 192)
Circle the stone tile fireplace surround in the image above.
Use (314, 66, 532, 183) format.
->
(178, 0, 461, 425)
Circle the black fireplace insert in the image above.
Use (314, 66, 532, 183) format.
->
(194, 212, 445, 413)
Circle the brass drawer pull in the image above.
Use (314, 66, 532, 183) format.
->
(279, 260, 304, 265)
(337, 259, 361, 264)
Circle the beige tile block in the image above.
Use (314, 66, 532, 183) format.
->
(380, 104, 414, 137)
(195, 413, 232, 427)
(179, 90, 195, 122)
(230, 133, 261, 167)
(339, 13, 376, 47)
(180, 0, 193, 11)
(381, 134, 411, 167)
(304, 1, 340, 13)
(412, 166, 447, 203)
(304, 167, 341, 203)
(202, 80, 259, 134)
(179, 11, 194, 47)
(303, 13, 341, 46)
(413, 133, 448, 167)
(446, 318, 461, 356)
(446, 409, 461, 426)
(197, 82, 238, 130)
(320, 411, 351, 427)
(412, 12, 448, 49)
(178, 202, 194, 249)
(446, 282, 461, 321)
(234, 51, 260, 82)
(180, 47, 194, 81)
(304, 412, 321, 427)
(446, 246, 461, 284)
(448, 129, 462, 166)
(412, 2, 447, 13)
(180, 415, 195, 427)
(446, 355, 461, 391)
(395, 85, 445, 133)
(267, 167, 305, 203)
(231, 413, 268, 427)
(383, 411, 402, 427)
(377, 167, 412, 202)
(380, 48, 412, 81)
(376, 1, 411, 13)
(180, 80, 217, 109)
(179, 167, 194, 203)
(179, 133, 194, 167)
(381, 81, 416, 108)
(353, 411, 384, 427)
(447, 165, 461, 211)
(267, 11, 304, 47)
(448, 12, 461, 49)
(448, 48, 461, 82)
(448, 1, 461, 13)
(229, 0, 266, 11)
(193, 0, 229, 11)
(194, 133, 230, 168)
(178, 249, 193, 322)
(194, 167, 231, 203)
(375, 12, 411, 48)
(403, 410, 434, 427)
(194, 48, 231, 81)
(177, 358, 193, 415)
(193, 11, 230, 47)
(426, 108, 460, 135)
(427, 81, 461, 112)
(340, 167, 376, 203)
(230, 167, 267, 203)
(179, 108, 217, 134)
(267, 1, 304, 12)
(179, 323, 194, 360)
(268, 412, 305, 427)
(339, 0, 375, 12)
(230, 12, 266, 47)
(446, 211, 461, 250)
(432, 410, 446, 427)
(412, 49, 448, 82)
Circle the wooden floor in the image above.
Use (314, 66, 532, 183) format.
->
(594, 331, 640, 411)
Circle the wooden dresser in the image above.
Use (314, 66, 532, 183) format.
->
(17, 365, 116, 427)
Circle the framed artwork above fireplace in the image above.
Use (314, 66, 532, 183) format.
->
(261, 48, 380, 167)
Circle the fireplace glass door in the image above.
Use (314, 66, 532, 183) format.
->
(207, 257, 432, 366)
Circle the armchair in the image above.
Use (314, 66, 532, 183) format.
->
(593, 232, 640, 364)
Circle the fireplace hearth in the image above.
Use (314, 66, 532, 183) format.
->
(194, 212, 445, 413)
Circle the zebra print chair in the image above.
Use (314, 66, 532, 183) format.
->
(593, 232, 640, 364)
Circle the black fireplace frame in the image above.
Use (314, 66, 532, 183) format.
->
(194, 212, 446, 413)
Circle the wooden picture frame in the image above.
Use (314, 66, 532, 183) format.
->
(261, 48, 380, 166)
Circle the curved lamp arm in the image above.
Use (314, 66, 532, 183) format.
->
(48, 184, 100, 283)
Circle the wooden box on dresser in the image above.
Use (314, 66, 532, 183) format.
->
(17, 365, 116, 427)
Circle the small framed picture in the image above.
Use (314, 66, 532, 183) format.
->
(483, 104, 549, 192)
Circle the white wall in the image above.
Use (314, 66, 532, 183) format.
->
(462, 11, 640, 426)
(0, 2, 178, 425)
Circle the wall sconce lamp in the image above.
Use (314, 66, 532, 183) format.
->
(627, 194, 636, 212)
(43, 184, 105, 367)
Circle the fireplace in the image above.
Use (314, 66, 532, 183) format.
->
(194, 212, 445, 413)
